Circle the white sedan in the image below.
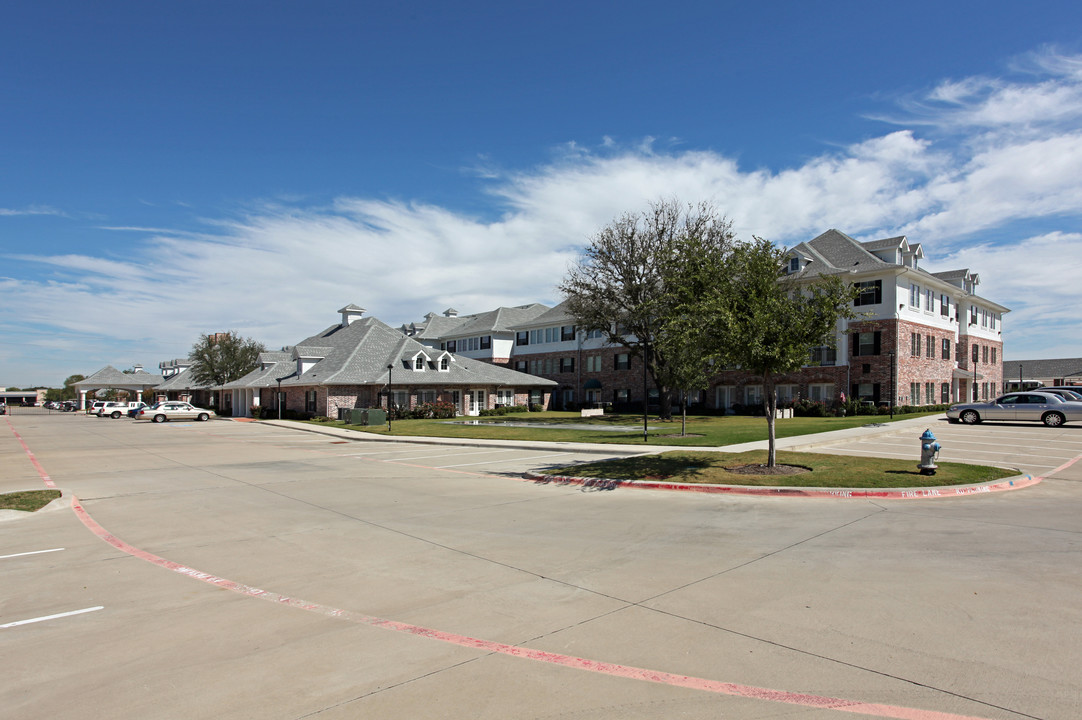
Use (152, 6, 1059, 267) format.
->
(947, 391, 1082, 427)
(138, 402, 216, 423)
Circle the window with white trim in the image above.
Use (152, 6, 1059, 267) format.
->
(909, 284, 921, 308)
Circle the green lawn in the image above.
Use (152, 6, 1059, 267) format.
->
(0, 489, 61, 512)
(310, 410, 945, 447)
(536, 450, 1016, 488)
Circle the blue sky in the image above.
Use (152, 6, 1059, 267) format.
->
(3, 1, 1082, 387)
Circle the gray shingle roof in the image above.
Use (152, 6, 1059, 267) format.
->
(155, 366, 211, 391)
(409, 303, 550, 339)
(234, 315, 555, 389)
(73, 365, 163, 389)
(1004, 358, 1082, 380)
(221, 351, 294, 389)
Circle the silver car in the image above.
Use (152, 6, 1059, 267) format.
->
(138, 401, 215, 423)
(947, 391, 1082, 427)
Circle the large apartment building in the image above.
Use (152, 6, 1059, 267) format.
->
(403, 229, 1008, 412)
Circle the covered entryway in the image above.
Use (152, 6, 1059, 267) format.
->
(73, 366, 163, 410)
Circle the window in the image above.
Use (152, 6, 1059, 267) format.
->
(615, 388, 630, 404)
(941, 383, 950, 403)
(854, 280, 882, 306)
(910, 382, 920, 404)
(745, 386, 763, 405)
(480, 335, 491, 350)
(496, 389, 514, 406)
(515, 360, 527, 373)
(586, 355, 602, 372)
(561, 326, 576, 341)
(940, 294, 950, 317)
(910, 332, 919, 356)
(926, 289, 935, 312)
(969, 305, 978, 324)
(972, 344, 979, 363)
(808, 384, 833, 402)
(446, 340, 457, 352)
(440, 357, 450, 371)
(925, 382, 934, 405)
(788, 257, 800, 273)
(982, 346, 989, 364)
(418, 390, 436, 404)
(615, 353, 631, 370)
(389, 390, 408, 409)
(853, 331, 880, 357)
(559, 357, 575, 373)
(941, 338, 951, 360)
(516, 331, 529, 346)
(777, 385, 797, 403)
(926, 334, 934, 359)
(991, 347, 997, 364)
(414, 356, 425, 370)
(305, 390, 317, 413)
(808, 345, 837, 366)
(586, 328, 604, 339)
(909, 284, 921, 308)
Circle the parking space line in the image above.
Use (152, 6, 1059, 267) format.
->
(434, 452, 575, 469)
(1, 606, 103, 629)
(0, 548, 65, 560)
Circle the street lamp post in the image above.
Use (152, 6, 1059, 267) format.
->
(1018, 363, 1023, 391)
(276, 377, 284, 420)
(386, 363, 393, 431)
(888, 351, 895, 419)
(642, 343, 649, 443)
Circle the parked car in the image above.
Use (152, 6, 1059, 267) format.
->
(947, 391, 1082, 427)
(138, 401, 215, 423)
(87, 401, 107, 415)
(1031, 388, 1082, 401)
(126, 402, 148, 418)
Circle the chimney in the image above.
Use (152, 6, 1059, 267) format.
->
(338, 304, 366, 327)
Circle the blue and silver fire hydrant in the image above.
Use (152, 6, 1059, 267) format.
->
(918, 429, 941, 475)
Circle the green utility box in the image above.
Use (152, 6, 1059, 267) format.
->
(347, 408, 386, 426)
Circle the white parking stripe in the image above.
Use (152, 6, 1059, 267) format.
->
(0, 548, 64, 560)
(434, 452, 575, 469)
(1, 606, 103, 629)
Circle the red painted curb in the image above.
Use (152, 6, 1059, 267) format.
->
(524, 471, 1040, 499)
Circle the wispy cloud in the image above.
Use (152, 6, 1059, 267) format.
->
(0, 205, 64, 217)
(5, 47, 1082, 384)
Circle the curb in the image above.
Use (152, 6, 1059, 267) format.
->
(522, 471, 1040, 499)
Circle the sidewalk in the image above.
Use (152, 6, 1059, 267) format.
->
(258, 414, 943, 455)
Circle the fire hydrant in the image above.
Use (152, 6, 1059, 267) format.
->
(918, 429, 941, 475)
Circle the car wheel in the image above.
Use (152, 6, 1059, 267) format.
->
(152, 414, 167, 423)
(111, 411, 122, 419)
(960, 410, 980, 425)
(197, 413, 209, 422)
(1043, 412, 1065, 427)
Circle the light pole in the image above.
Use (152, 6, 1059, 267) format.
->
(1018, 363, 1023, 391)
(642, 343, 649, 443)
(276, 377, 284, 420)
(887, 351, 895, 419)
(386, 363, 393, 431)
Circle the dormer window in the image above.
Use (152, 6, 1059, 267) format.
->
(440, 357, 449, 371)
(414, 356, 426, 370)
(788, 257, 800, 273)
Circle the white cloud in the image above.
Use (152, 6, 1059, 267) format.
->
(5, 50, 1082, 386)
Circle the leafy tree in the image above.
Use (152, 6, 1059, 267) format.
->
(560, 198, 736, 420)
(57, 374, 86, 401)
(188, 331, 266, 387)
(695, 237, 857, 466)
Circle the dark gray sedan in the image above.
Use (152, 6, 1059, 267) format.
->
(947, 391, 1082, 427)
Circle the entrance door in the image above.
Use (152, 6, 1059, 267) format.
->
(467, 390, 485, 415)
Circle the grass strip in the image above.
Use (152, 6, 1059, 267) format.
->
(311, 411, 946, 447)
(537, 450, 1016, 488)
(0, 489, 62, 512)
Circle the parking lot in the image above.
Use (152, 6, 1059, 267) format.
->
(3, 413, 1081, 719)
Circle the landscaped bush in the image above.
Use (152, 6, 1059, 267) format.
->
(479, 404, 531, 417)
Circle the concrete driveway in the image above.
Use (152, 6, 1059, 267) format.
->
(3, 413, 1080, 720)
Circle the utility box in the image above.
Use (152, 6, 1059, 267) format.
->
(346, 408, 386, 426)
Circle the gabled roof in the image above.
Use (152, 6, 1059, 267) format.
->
(155, 366, 211, 391)
(222, 351, 294, 389)
(511, 300, 574, 329)
(409, 303, 550, 339)
(235, 314, 555, 389)
(73, 365, 163, 389)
